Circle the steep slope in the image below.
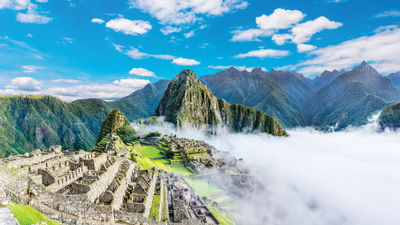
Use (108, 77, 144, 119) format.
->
(200, 67, 307, 128)
(378, 103, 400, 130)
(0, 95, 95, 157)
(0, 81, 169, 157)
(155, 69, 287, 136)
(307, 62, 393, 130)
(388, 72, 400, 94)
(311, 69, 345, 91)
(96, 109, 136, 143)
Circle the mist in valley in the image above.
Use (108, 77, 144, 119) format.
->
(135, 115, 400, 225)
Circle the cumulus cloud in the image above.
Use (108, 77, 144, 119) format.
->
(160, 26, 182, 35)
(297, 43, 317, 53)
(129, 67, 156, 77)
(16, 10, 52, 24)
(184, 30, 195, 38)
(235, 49, 290, 58)
(209, 65, 267, 72)
(285, 25, 400, 75)
(113, 43, 199, 66)
(1, 0, 53, 24)
(106, 18, 152, 35)
(291, 16, 342, 44)
(91, 18, 104, 24)
(231, 28, 274, 42)
(129, 0, 248, 25)
(172, 57, 200, 66)
(271, 33, 293, 45)
(137, 114, 400, 225)
(6, 76, 41, 91)
(256, 8, 305, 30)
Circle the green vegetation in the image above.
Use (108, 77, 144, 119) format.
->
(0, 80, 169, 157)
(185, 178, 223, 198)
(379, 103, 400, 130)
(154, 69, 287, 136)
(161, 184, 169, 221)
(209, 207, 234, 225)
(149, 194, 161, 221)
(96, 109, 137, 144)
(135, 145, 164, 158)
(8, 201, 60, 225)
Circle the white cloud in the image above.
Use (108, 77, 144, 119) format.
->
(256, 8, 305, 30)
(0, 0, 30, 10)
(21, 65, 44, 73)
(129, 67, 156, 77)
(184, 30, 195, 38)
(6, 77, 41, 91)
(106, 18, 151, 35)
(291, 16, 342, 44)
(35, 0, 47, 2)
(286, 25, 400, 75)
(91, 18, 104, 24)
(160, 26, 182, 35)
(231, 28, 274, 42)
(129, 0, 248, 25)
(62, 37, 74, 44)
(114, 43, 199, 66)
(272, 33, 293, 45)
(16, 11, 52, 24)
(297, 43, 316, 53)
(172, 57, 200, 66)
(1, 77, 150, 101)
(51, 79, 81, 84)
(209, 65, 266, 72)
(375, 10, 400, 18)
(235, 49, 290, 58)
(27, 33, 33, 38)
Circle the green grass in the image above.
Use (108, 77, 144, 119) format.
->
(185, 178, 223, 198)
(136, 145, 164, 158)
(149, 195, 160, 220)
(209, 207, 234, 225)
(161, 184, 168, 221)
(8, 202, 60, 225)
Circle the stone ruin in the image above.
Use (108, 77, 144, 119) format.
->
(0, 146, 218, 225)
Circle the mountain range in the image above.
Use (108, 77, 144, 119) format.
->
(0, 61, 399, 156)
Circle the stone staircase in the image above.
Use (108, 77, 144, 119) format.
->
(0, 182, 19, 225)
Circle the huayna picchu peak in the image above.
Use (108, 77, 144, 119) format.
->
(155, 69, 287, 136)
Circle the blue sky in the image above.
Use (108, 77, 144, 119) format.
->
(0, 0, 399, 101)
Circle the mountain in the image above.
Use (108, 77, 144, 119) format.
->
(200, 67, 308, 128)
(388, 72, 400, 94)
(0, 81, 169, 157)
(378, 103, 400, 130)
(96, 109, 136, 143)
(311, 69, 345, 91)
(306, 62, 397, 130)
(155, 69, 287, 136)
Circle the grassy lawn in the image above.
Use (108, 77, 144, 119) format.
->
(161, 184, 168, 221)
(136, 146, 164, 158)
(8, 202, 60, 225)
(185, 178, 223, 198)
(149, 195, 160, 221)
(209, 207, 234, 225)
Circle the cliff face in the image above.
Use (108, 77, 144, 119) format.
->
(155, 70, 287, 136)
(378, 103, 400, 130)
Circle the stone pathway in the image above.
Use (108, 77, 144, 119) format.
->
(0, 182, 19, 225)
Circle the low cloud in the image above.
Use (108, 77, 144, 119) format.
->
(137, 114, 400, 225)
(91, 18, 104, 24)
(6, 77, 41, 91)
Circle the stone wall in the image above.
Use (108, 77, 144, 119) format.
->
(86, 157, 122, 203)
(6, 151, 57, 169)
(111, 161, 135, 210)
(143, 172, 157, 218)
(47, 164, 88, 192)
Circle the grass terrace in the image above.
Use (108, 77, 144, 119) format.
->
(8, 201, 60, 225)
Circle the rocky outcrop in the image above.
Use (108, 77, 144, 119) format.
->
(96, 110, 136, 144)
(155, 70, 287, 136)
(378, 103, 400, 130)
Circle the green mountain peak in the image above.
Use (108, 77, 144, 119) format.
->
(96, 109, 136, 143)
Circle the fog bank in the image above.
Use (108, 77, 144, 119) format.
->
(136, 116, 400, 225)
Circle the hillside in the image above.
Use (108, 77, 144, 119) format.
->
(155, 69, 287, 136)
(378, 103, 400, 130)
(200, 67, 308, 128)
(0, 80, 169, 157)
